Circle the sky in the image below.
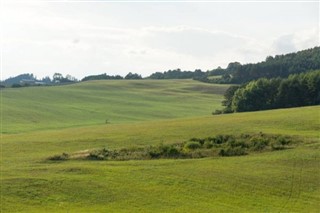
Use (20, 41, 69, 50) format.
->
(1, 0, 319, 80)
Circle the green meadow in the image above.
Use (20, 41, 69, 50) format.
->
(1, 80, 227, 133)
(1, 80, 319, 212)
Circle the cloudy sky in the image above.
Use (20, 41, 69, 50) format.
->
(1, 0, 319, 80)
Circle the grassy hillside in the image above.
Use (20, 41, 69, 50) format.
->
(1, 105, 319, 212)
(1, 79, 229, 133)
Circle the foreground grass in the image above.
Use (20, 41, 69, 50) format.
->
(1, 106, 319, 212)
(1, 147, 319, 212)
(1, 79, 229, 133)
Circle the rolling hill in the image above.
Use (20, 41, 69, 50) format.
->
(1, 80, 319, 212)
(1, 79, 229, 133)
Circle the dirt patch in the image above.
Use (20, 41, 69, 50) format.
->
(69, 149, 91, 159)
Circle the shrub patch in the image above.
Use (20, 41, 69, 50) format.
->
(47, 133, 299, 161)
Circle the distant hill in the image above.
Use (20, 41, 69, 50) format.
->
(2, 73, 37, 86)
(2, 73, 78, 87)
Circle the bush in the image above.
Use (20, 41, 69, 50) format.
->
(276, 136, 291, 146)
(213, 134, 234, 144)
(87, 152, 105, 160)
(148, 149, 162, 159)
(250, 137, 269, 151)
(219, 147, 247, 157)
(271, 136, 291, 150)
(213, 135, 224, 144)
(165, 147, 180, 158)
(203, 141, 214, 149)
(146, 144, 182, 159)
(184, 141, 202, 150)
(229, 139, 249, 149)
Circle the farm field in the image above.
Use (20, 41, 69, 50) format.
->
(1, 80, 319, 212)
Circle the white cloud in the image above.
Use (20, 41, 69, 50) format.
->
(293, 28, 320, 50)
(139, 26, 247, 57)
(1, 1, 319, 80)
(272, 28, 319, 55)
(273, 34, 297, 53)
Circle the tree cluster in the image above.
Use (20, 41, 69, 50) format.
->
(2, 73, 79, 87)
(53, 73, 78, 83)
(148, 69, 206, 79)
(218, 70, 320, 113)
(198, 47, 320, 84)
(124, 72, 142, 79)
(81, 72, 142, 81)
(231, 47, 320, 83)
(81, 73, 123, 81)
(3, 73, 36, 86)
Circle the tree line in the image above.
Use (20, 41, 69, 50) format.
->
(81, 72, 142, 81)
(216, 70, 320, 114)
(147, 69, 206, 79)
(2, 72, 144, 87)
(202, 47, 320, 84)
(1, 73, 79, 87)
(81, 69, 207, 81)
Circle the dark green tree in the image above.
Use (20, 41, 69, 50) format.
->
(125, 72, 142, 79)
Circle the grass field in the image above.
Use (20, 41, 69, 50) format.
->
(1, 80, 319, 212)
(1, 80, 228, 133)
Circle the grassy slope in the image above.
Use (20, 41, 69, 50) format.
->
(1, 80, 319, 212)
(1, 106, 319, 212)
(1, 80, 228, 133)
